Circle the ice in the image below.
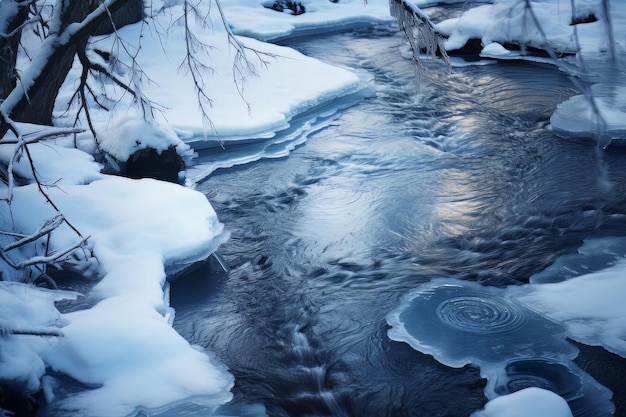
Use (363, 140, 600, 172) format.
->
(551, 82, 626, 145)
(387, 236, 626, 415)
(387, 278, 615, 416)
(529, 237, 626, 284)
(386, 281, 579, 368)
(472, 387, 573, 417)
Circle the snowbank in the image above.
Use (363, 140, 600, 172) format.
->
(219, 0, 394, 42)
(519, 257, 626, 358)
(0, 283, 74, 393)
(1, 134, 231, 415)
(56, 0, 380, 151)
(472, 387, 573, 417)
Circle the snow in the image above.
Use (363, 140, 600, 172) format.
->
(98, 115, 189, 162)
(0, 283, 74, 393)
(480, 42, 514, 58)
(0, 141, 103, 186)
(517, 242, 626, 359)
(55, 0, 385, 154)
(5, 167, 232, 415)
(218, 0, 394, 42)
(472, 387, 573, 417)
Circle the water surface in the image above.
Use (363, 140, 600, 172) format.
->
(171, 25, 626, 416)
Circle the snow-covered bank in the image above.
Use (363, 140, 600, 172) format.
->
(1, 1, 393, 415)
(471, 387, 574, 417)
(422, 0, 626, 145)
(56, 0, 386, 155)
(219, 0, 394, 42)
(1, 136, 232, 415)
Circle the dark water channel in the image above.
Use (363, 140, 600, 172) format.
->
(171, 24, 626, 417)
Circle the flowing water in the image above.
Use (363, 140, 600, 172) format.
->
(170, 23, 626, 417)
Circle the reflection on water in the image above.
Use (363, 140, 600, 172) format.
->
(172, 25, 626, 417)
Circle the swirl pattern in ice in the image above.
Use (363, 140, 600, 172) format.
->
(494, 359, 583, 400)
(489, 358, 614, 416)
(387, 279, 616, 416)
(387, 282, 575, 368)
(436, 296, 526, 334)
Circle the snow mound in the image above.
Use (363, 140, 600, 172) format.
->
(3, 138, 232, 415)
(472, 387, 573, 417)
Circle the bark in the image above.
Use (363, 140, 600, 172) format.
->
(94, 0, 144, 35)
(0, 1, 32, 100)
(1, 0, 144, 134)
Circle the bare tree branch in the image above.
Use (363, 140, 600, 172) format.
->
(390, 0, 449, 77)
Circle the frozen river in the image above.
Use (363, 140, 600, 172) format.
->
(171, 24, 626, 417)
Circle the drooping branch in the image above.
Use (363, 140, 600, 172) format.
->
(172, 0, 274, 136)
(389, 0, 449, 75)
(214, 0, 269, 109)
(179, 0, 218, 133)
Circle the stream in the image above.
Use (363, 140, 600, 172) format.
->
(170, 18, 626, 417)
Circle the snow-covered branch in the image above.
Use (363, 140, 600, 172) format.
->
(2, 215, 64, 253)
(180, 0, 218, 133)
(0, 326, 63, 337)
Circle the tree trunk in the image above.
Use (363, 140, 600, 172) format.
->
(94, 0, 144, 35)
(4, 0, 144, 128)
(0, 1, 32, 100)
